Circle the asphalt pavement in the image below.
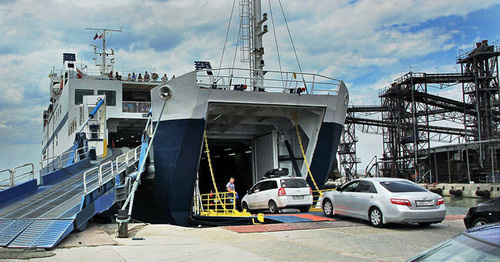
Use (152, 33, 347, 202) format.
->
(0, 215, 466, 261)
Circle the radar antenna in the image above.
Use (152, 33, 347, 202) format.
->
(86, 27, 122, 76)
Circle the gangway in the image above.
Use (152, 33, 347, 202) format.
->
(0, 146, 141, 249)
(0, 95, 152, 249)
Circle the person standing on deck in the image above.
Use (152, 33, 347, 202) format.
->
(226, 177, 238, 203)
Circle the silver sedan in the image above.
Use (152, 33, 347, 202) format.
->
(322, 178, 446, 227)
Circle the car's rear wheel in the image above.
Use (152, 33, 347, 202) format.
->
(322, 199, 334, 217)
(298, 206, 310, 213)
(369, 207, 383, 227)
(269, 200, 279, 214)
(472, 217, 488, 228)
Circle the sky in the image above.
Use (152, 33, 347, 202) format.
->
(0, 0, 499, 174)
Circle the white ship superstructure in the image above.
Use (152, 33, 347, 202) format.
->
(41, 33, 161, 170)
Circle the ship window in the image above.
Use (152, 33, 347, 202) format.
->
(97, 90, 116, 106)
(79, 105, 84, 125)
(75, 89, 94, 104)
(68, 118, 77, 136)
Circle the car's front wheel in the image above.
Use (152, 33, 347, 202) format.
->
(322, 199, 334, 217)
(242, 201, 250, 212)
(369, 207, 383, 227)
(269, 200, 279, 214)
(472, 217, 488, 228)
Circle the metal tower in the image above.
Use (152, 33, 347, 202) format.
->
(338, 110, 360, 179)
(239, 0, 267, 90)
(459, 40, 500, 174)
(341, 40, 499, 183)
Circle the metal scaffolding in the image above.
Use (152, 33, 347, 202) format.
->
(340, 40, 500, 183)
(338, 110, 360, 180)
(459, 40, 500, 175)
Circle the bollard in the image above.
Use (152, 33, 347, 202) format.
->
(475, 190, 490, 198)
(429, 188, 442, 195)
(116, 209, 130, 238)
(449, 189, 462, 197)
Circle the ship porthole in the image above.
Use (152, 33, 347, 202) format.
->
(159, 85, 172, 100)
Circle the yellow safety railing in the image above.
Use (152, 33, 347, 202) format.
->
(310, 188, 336, 212)
(198, 131, 264, 223)
(198, 192, 238, 215)
(195, 191, 264, 223)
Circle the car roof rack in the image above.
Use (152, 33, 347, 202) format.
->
(263, 168, 289, 178)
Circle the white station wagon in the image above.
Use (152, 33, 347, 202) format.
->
(241, 176, 313, 213)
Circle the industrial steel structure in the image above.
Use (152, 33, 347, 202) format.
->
(340, 40, 500, 183)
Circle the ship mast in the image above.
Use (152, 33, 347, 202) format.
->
(86, 27, 122, 76)
(241, 0, 267, 90)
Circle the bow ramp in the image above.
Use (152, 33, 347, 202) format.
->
(0, 147, 141, 249)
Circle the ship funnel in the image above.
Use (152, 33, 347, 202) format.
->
(159, 85, 172, 100)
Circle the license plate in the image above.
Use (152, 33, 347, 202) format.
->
(293, 196, 304, 200)
(416, 200, 434, 207)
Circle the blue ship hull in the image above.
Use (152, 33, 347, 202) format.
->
(132, 119, 205, 226)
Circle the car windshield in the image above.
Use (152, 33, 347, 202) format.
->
(281, 179, 308, 188)
(379, 180, 427, 192)
(409, 234, 500, 261)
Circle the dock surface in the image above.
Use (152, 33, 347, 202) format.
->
(1, 217, 467, 261)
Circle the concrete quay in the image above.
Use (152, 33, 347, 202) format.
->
(0, 216, 467, 262)
(422, 183, 500, 198)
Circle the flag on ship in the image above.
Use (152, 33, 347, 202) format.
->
(93, 33, 98, 40)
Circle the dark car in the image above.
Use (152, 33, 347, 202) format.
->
(408, 223, 500, 261)
(464, 197, 500, 229)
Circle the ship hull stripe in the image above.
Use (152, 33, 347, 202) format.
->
(42, 113, 69, 153)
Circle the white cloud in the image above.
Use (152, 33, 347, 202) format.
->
(0, 0, 499, 171)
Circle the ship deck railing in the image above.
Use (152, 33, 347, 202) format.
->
(0, 164, 34, 190)
(52, 68, 168, 83)
(115, 146, 141, 174)
(83, 145, 140, 193)
(195, 68, 342, 95)
(122, 101, 151, 113)
(4, 144, 139, 192)
(52, 67, 341, 95)
(41, 146, 88, 173)
(1, 146, 88, 190)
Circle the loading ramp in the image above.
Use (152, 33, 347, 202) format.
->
(0, 147, 141, 249)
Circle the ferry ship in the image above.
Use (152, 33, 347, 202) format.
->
(29, 0, 349, 227)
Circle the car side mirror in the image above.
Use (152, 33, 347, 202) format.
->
(336, 185, 343, 191)
(247, 190, 251, 195)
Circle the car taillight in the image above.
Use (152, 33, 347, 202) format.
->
(278, 187, 286, 196)
(390, 198, 412, 206)
(309, 187, 312, 195)
(436, 198, 445, 205)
